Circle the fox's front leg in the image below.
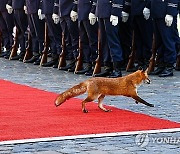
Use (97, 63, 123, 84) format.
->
(132, 95, 154, 107)
(82, 100, 88, 113)
(98, 95, 111, 112)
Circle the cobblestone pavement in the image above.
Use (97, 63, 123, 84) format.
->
(0, 58, 180, 154)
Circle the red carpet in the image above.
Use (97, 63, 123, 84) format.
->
(0, 79, 180, 142)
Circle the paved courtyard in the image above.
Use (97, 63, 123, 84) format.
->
(0, 58, 180, 154)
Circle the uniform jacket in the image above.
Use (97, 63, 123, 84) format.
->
(0, 0, 8, 12)
(78, 0, 97, 21)
(25, 0, 41, 14)
(123, 0, 150, 16)
(41, 0, 54, 14)
(53, 0, 77, 17)
(150, 0, 179, 18)
(96, 0, 124, 18)
(7, 0, 25, 10)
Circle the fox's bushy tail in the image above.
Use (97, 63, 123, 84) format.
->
(55, 82, 87, 106)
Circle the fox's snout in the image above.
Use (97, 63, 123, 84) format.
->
(145, 78, 151, 84)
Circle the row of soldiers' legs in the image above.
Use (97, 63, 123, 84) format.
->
(0, 0, 180, 78)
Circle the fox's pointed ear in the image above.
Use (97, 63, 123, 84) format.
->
(144, 68, 148, 73)
(138, 66, 143, 71)
(138, 66, 148, 73)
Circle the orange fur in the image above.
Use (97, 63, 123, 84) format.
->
(55, 70, 154, 113)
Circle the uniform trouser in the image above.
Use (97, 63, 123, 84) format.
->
(45, 14, 62, 56)
(0, 14, 8, 49)
(13, 9, 28, 52)
(79, 20, 98, 63)
(119, 18, 132, 64)
(60, 15, 79, 60)
(133, 15, 153, 63)
(174, 18, 180, 53)
(28, 13, 45, 56)
(0, 11, 14, 50)
(153, 18, 177, 64)
(99, 18, 123, 64)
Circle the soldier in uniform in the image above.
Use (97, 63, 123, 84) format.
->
(0, 0, 14, 58)
(75, 0, 98, 75)
(7, 0, 28, 61)
(124, 0, 153, 71)
(175, 0, 180, 71)
(119, 0, 132, 70)
(40, 0, 62, 68)
(53, 0, 79, 71)
(150, 0, 179, 77)
(94, 0, 124, 78)
(24, 0, 45, 65)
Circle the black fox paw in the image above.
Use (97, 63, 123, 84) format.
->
(83, 109, 88, 113)
(135, 101, 138, 104)
(149, 104, 154, 107)
(105, 109, 112, 112)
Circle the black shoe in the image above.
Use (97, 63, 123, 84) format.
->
(34, 57, 41, 65)
(53, 62, 59, 68)
(4, 52, 11, 59)
(10, 55, 20, 60)
(150, 67, 165, 75)
(59, 60, 76, 71)
(108, 61, 122, 78)
(10, 52, 25, 61)
(126, 64, 137, 72)
(0, 51, 10, 57)
(68, 64, 76, 72)
(158, 67, 173, 77)
(41, 60, 58, 67)
(75, 63, 92, 74)
(93, 68, 112, 77)
(24, 56, 39, 63)
(108, 71, 122, 78)
(18, 52, 25, 61)
(85, 69, 93, 76)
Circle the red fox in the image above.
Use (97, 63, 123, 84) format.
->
(55, 69, 154, 113)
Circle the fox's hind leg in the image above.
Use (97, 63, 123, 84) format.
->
(98, 95, 111, 112)
(82, 98, 93, 113)
(82, 94, 98, 113)
(132, 95, 154, 107)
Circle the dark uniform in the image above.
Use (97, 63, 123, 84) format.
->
(95, 0, 124, 77)
(175, 0, 180, 71)
(0, 0, 14, 58)
(41, 0, 62, 67)
(125, 0, 153, 70)
(150, 0, 179, 77)
(7, 0, 28, 61)
(119, 0, 132, 69)
(53, 0, 79, 71)
(75, 0, 98, 75)
(24, 0, 45, 65)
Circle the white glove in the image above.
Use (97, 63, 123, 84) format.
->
(70, 10, 78, 22)
(143, 7, 150, 20)
(88, 12, 97, 25)
(6, 4, 13, 14)
(24, 6, 28, 14)
(38, 9, 45, 20)
(52, 13, 60, 24)
(121, 11, 129, 22)
(110, 15, 118, 26)
(165, 14, 173, 27)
